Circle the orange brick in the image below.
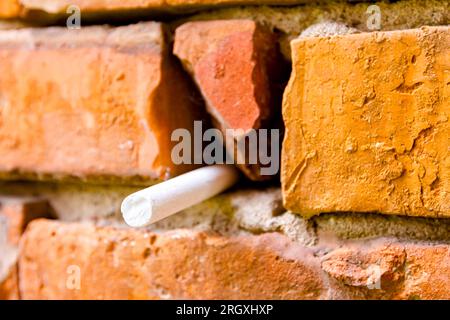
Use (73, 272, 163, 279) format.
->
(0, 23, 205, 183)
(0, 0, 21, 19)
(321, 242, 450, 299)
(19, 220, 324, 300)
(0, 197, 49, 300)
(174, 20, 284, 180)
(282, 26, 449, 218)
(19, 219, 450, 300)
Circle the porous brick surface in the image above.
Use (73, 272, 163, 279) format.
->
(19, 219, 450, 300)
(282, 26, 450, 218)
(0, 23, 205, 183)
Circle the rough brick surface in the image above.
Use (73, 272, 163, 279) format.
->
(0, 23, 205, 183)
(19, 219, 450, 300)
(282, 26, 450, 218)
(174, 20, 284, 180)
(321, 241, 450, 299)
(19, 220, 324, 300)
(0, 198, 49, 300)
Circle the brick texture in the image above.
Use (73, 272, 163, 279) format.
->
(19, 220, 324, 299)
(0, 198, 49, 300)
(19, 219, 450, 300)
(174, 20, 285, 180)
(1, 1, 449, 303)
(0, 23, 205, 183)
(282, 26, 450, 218)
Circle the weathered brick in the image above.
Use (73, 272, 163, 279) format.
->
(0, 23, 205, 183)
(19, 220, 324, 299)
(321, 242, 450, 299)
(282, 26, 449, 218)
(0, 0, 21, 19)
(19, 219, 450, 299)
(0, 197, 49, 300)
(174, 20, 284, 180)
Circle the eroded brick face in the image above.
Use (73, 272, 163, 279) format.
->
(19, 220, 325, 300)
(282, 26, 450, 218)
(0, 23, 205, 183)
(18, 219, 450, 300)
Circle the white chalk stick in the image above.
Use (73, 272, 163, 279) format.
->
(121, 165, 240, 227)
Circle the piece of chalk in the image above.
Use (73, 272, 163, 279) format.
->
(121, 165, 240, 227)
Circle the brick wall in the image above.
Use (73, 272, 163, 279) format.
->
(0, 0, 449, 300)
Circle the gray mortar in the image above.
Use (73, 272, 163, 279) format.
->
(315, 212, 450, 243)
(0, 181, 141, 221)
(2, 181, 449, 245)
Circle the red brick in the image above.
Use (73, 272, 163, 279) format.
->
(174, 20, 284, 180)
(19, 219, 450, 300)
(19, 220, 324, 300)
(322, 242, 450, 299)
(0, 23, 205, 183)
